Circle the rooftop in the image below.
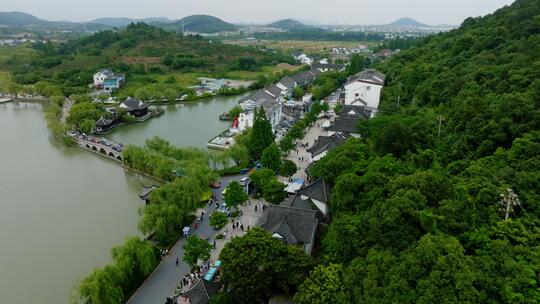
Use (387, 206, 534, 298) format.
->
(296, 178, 331, 204)
(306, 134, 347, 158)
(260, 204, 317, 247)
(346, 69, 386, 86)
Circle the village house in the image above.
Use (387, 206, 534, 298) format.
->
(119, 98, 150, 119)
(292, 52, 313, 65)
(290, 70, 318, 87)
(343, 69, 386, 115)
(238, 90, 283, 132)
(259, 204, 318, 255)
(326, 105, 371, 138)
(295, 178, 332, 216)
(311, 63, 346, 73)
(276, 76, 296, 94)
(307, 133, 348, 162)
(93, 69, 125, 92)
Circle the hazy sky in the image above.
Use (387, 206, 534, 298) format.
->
(2, 0, 515, 25)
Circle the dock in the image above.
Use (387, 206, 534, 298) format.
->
(0, 97, 13, 104)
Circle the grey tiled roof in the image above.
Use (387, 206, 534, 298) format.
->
(280, 194, 314, 211)
(311, 63, 345, 71)
(339, 105, 372, 119)
(260, 204, 317, 246)
(328, 117, 361, 133)
(179, 279, 222, 304)
(291, 70, 316, 84)
(278, 76, 296, 89)
(264, 84, 283, 97)
(296, 178, 331, 204)
(139, 185, 159, 201)
(95, 116, 114, 127)
(346, 69, 386, 86)
(306, 134, 347, 158)
(121, 98, 148, 111)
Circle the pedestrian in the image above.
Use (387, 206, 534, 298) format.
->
(255, 205, 258, 212)
(176, 257, 179, 266)
(213, 239, 216, 249)
(201, 210, 205, 217)
(240, 224, 244, 231)
(248, 199, 251, 206)
(194, 222, 198, 229)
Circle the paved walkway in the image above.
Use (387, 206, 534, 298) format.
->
(284, 118, 328, 181)
(126, 175, 264, 304)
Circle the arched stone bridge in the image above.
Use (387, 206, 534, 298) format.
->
(75, 138, 123, 162)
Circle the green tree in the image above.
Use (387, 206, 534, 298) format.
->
(248, 106, 275, 159)
(228, 105, 243, 120)
(262, 179, 287, 204)
(261, 143, 282, 173)
(294, 264, 348, 304)
(79, 265, 123, 304)
(280, 159, 297, 177)
(292, 86, 305, 100)
(227, 143, 249, 167)
(224, 181, 248, 208)
(219, 228, 314, 304)
(210, 211, 229, 230)
(183, 235, 212, 270)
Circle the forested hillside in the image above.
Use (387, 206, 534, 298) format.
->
(1, 23, 292, 96)
(301, 0, 540, 303)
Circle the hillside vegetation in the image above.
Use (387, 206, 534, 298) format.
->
(163, 15, 236, 33)
(300, 0, 540, 303)
(0, 23, 293, 96)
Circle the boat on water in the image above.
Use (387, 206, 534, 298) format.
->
(218, 112, 230, 121)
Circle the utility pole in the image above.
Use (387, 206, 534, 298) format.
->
(437, 115, 444, 143)
(499, 188, 520, 220)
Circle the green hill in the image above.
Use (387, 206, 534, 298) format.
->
(165, 15, 236, 33)
(0, 11, 110, 31)
(298, 0, 540, 303)
(91, 17, 173, 27)
(2, 23, 293, 96)
(389, 17, 429, 27)
(267, 19, 310, 30)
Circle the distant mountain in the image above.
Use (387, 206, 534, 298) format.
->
(389, 17, 429, 27)
(164, 15, 236, 33)
(0, 11, 111, 31)
(91, 17, 173, 27)
(267, 19, 310, 30)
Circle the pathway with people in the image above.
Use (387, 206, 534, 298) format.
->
(126, 175, 265, 304)
(284, 118, 329, 181)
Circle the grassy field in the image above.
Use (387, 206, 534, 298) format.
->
(223, 39, 378, 53)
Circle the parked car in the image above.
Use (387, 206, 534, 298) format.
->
(217, 203, 231, 216)
(210, 181, 221, 189)
(240, 177, 249, 186)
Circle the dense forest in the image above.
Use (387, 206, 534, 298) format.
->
(304, 0, 540, 303)
(211, 1, 540, 303)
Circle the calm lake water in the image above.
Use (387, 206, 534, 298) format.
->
(0, 101, 151, 303)
(106, 94, 244, 147)
(0, 95, 242, 303)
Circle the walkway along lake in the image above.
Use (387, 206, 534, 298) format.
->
(0, 94, 245, 303)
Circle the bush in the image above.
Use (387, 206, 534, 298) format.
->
(210, 211, 229, 230)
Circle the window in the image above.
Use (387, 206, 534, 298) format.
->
(367, 86, 371, 91)
(355, 93, 360, 97)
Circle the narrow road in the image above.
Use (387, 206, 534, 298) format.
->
(60, 98, 73, 123)
(126, 175, 243, 304)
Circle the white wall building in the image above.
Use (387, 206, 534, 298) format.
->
(344, 69, 386, 113)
